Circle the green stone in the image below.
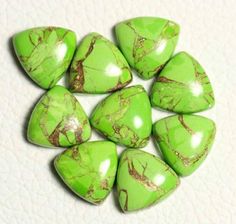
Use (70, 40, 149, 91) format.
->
(117, 149, 180, 212)
(54, 141, 118, 204)
(153, 115, 216, 176)
(69, 32, 132, 93)
(90, 85, 152, 148)
(115, 17, 180, 79)
(13, 27, 76, 89)
(27, 85, 91, 148)
(150, 52, 215, 113)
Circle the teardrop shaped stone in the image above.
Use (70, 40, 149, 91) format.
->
(115, 17, 180, 79)
(54, 141, 118, 204)
(117, 149, 180, 212)
(150, 52, 215, 113)
(27, 85, 91, 148)
(90, 85, 152, 148)
(69, 32, 132, 93)
(13, 27, 76, 89)
(153, 115, 216, 176)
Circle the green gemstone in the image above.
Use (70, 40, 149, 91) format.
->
(115, 17, 180, 79)
(54, 141, 118, 204)
(153, 115, 216, 176)
(150, 52, 215, 113)
(13, 27, 76, 89)
(117, 149, 180, 212)
(90, 85, 152, 148)
(27, 85, 91, 148)
(69, 32, 132, 93)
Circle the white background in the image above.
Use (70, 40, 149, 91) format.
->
(0, 0, 236, 223)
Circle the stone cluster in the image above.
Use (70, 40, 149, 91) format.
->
(13, 17, 216, 212)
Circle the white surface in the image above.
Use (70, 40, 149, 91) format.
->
(0, 0, 236, 223)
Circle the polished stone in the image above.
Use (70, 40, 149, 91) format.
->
(115, 17, 180, 79)
(90, 85, 152, 148)
(27, 86, 91, 148)
(117, 149, 180, 212)
(153, 114, 216, 176)
(150, 52, 215, 113)
(13, 27, 76, 89)
(54, 141, 118, 204)
(69, 32, 132, 93)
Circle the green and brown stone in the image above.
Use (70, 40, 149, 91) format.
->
(150, 52, 215, 113)
(69, 32, 132, 94)
(54, 141, 118, 204)
(117, 149, 180, 212)
(13, 27, 76, 89)
(27, 85, 91, 148)
(153, 114, 216, 176)
(115, 17, 180, 79)
(90, 85, 152, 148)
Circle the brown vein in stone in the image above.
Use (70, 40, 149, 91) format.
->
(59, 30, 69, 41)
(157, 118, 216, 167)
(39, 95, 51, 138)
(164, 120, 171, 144)
(156, 132, 194, 166)
(192, 57, 215, 104)
(48, 115, 83, 146)
(143, 63, 165, 78)
(107, 66, 132, 92)
(108, 80, 128, 92)
(44, 93, 83, 146)
(92, 87, 147, 147)
(100, 179, 109, 191)
(118, 189, 128, 211)
(26, 28, 54, 59)
(125, 21, 156, 66)
(84, 177, 111, 204)
(208, 92, 214, 100)
(29, 31, 42, 47)
(21, 27, 69, 84)
(112, 123, 146, 147)
(48, 121, 62, 146)
(126, 20, 178, 67)
(192, 58, 204, 79)
(157, 76, 186, 86)
(125, 21, 141, 62)
(71, 147, 80, 159)
(178, 115, 195, 135)
(70, 35, 101, 92)
(93, 87, 143, 125)
(85, 182, 103, 204)
(127, 160, 158, 191)
(171, 98, 182, 110)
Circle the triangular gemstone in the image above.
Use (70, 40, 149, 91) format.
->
(117, 149, 180, 212)
(27, 86, 91, 147)
(13, 27, 76, 89)
(153, 114, 216, 176)
(150, 52, 215, 113)
(115, 17, 180, 79)
(69, 32, 132, 93)
(90, 85, 152, 148)
(54, 141, 118, 204)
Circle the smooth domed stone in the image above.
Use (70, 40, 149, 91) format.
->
(54, 141, 118, 204)
(150, 52, 215, 113)
(69, 32, 132, 94)
(13, 27, 76, 89)
(153, 115, 216, 176)
(117, 149, 180, 212)
(27, 86, 91, 148)
(115, 17, 180, 80)
(90, 85, 152, 148)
